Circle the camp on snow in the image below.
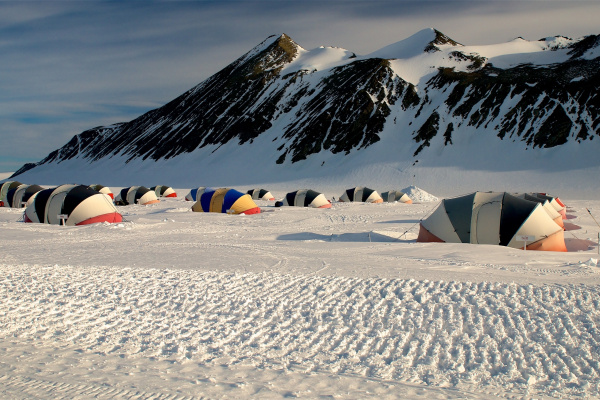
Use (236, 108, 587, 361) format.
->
(151, 185, 177, 198)
(89, 184, 114, 199)
(24, 184, 122, 226)
(339, 187, 383, 203)
(115, 186, 160, 206)
(191, 188, 260, 215)
(381, 190, 413, 204)
(275, 189, 331, 209)
(416, 191, 567, 251)
(247, 188, 275, 201)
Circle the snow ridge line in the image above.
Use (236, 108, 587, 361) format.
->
(0, 374, 198, 400)
(1, 264, 599, 397)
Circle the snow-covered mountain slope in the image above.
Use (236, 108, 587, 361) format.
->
(11, 28, 600, 198)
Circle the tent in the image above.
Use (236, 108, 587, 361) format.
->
(247, 188, 276, 201)
(24, 184, 122, 225)
(529, 193, 566, 219)
(185, 187, 211, 202)
(151, 185, 177, 198)
(275, 189, 331, 209)
(339, 187, 383, 203)
(0, 181, 23, 207)
(5, 184, 43, 208)
(417, 192, 567, 251)
(114, 186, 160, 206)
(516, 193, 564, 229)
(381, 190, 413, 204)
(89, 184, 114, 199)
(191, 188, 261, 215)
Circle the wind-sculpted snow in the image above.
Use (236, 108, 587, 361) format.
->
(2, 264, 600, 398)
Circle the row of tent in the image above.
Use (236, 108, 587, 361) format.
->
(0, 182, 179, 207)
(185, 187, 413, 206)
(0, 181, 570, 253)
(23, 184, 123, 226)
(0, 182, 181, 226)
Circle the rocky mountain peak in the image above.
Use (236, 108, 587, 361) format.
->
(241, 33, 301, 78)
(425, 28, 462, 52)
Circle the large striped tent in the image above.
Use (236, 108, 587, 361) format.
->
(4, 184, 44, 208)
(381, 190, 413, 204)
(275, 189, 331, 209)
(339, 187, 383, 203)
(0, 181, 22, 207)
(89, 184, 114, 199)
(191, 188, 260, 215)
(417, 192, 567, 252)
(115, 186, 160, 206)
(247, 188, 275, 201)
(24, 184, 122, 225)
(151, 185, 177, 198)
(185, 187, 211, 202)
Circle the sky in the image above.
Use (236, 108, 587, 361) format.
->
(1, 0, 599, 172)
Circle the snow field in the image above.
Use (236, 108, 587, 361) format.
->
(1, 192, 600, 398)
(1, 264, 599, 398)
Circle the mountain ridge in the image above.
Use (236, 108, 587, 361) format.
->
(10, 28, 600, 196)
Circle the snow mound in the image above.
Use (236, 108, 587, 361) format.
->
(401, 185, 439, 203)
(366, 27, 439, 59)
(0, 172, 14, 181)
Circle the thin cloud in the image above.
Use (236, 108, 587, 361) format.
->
(0, 0, 598, 171)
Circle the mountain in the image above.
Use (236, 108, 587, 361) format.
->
(11, 28, 600, 197)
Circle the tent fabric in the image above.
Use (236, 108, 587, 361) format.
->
(89, 184, 114, 199)
(529, 193, 566, 219)
(275, 189, 331, 209)
(339, 187, 383, 203)
(24, 184, 122, 226)
(45, 184, 79, 224)
(5, 184, 43, 208)
(381, 190, 413, 204)
(247, 188, 275, 201)
(417, 191, 567, 252)
(33, 188, 54, 223)
(185, 187, 211, 202)
(191, 188, 260, 215)
(520, 193, 564, 228)
(151, 185, 177, 198)
(114, 186, 160, 206)
(0, 181, 23, 206)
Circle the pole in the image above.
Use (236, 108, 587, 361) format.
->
(587, 209, 600, 254)
(588, 208, 600, 228)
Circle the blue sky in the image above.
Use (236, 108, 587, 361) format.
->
(1, 0, 599, 172)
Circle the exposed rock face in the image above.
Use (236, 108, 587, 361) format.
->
(12, 30, 600, 178)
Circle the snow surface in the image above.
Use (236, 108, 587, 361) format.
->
(2, 186, 600, 399)
(0, 172, 13, 181)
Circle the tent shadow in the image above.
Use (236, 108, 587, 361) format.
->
(277, 231, 415, 243)
(565, 238, 598, 252)
(563, 222, 581, 231)
(376, 219, 421, 224)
